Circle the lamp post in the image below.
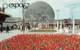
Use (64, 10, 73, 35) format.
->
(22, 0, 30, 32)
(22, 0, 25, 32)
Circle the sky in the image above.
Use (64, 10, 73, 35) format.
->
(0, 0, 80, 19)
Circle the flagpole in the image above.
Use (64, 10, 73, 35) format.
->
(70, 7, 75, 34)
(65, 3, 77, 34)
(56, 9, 60, 33)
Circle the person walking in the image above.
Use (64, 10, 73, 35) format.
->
(6, 25, 10, 33)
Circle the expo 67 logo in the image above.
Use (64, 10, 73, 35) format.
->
(3, 3, 30, 9)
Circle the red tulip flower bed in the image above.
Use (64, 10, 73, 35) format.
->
(0, 34, 80, 50)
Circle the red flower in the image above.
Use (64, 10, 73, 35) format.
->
(0, 34, 80, 49)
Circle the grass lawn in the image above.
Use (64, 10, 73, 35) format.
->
(30, 29, 57, 32)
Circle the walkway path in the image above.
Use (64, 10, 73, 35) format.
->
(0, 29, 80, 41)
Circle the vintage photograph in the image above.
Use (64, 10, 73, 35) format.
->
(0, 0, 80, 50)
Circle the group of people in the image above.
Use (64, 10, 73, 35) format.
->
(0, 25, 10, 33)
(0, 23, 31, 33)
(22, 23, 31, 31)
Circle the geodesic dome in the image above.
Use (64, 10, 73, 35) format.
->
(24, 1, 55, 23)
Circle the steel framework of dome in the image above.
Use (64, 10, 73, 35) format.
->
(24, 1, 55, 23)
